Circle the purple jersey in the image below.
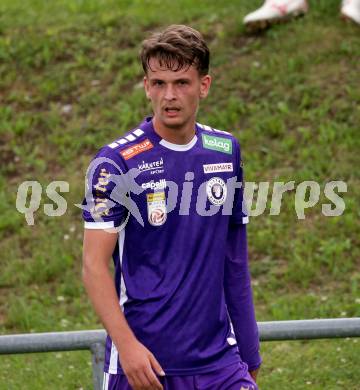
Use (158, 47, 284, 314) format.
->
(82, 117, 260, 375)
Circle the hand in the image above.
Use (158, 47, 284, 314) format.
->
(118, 338, 165, 390)
(249, 368, 259, 382)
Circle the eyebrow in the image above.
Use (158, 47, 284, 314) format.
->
(149, 77, 192, 83)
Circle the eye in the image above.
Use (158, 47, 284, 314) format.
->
(177, 80, 188, 85)
(153, 80, 164, 86)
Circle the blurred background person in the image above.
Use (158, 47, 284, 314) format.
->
(244, 0, 360, 29)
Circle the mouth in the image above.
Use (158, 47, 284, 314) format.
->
(164, 107, 181, 117)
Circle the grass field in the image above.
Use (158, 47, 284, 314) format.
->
(0, 0, 359, 388)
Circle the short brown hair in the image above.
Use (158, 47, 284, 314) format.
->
(140, 24, 210, 76)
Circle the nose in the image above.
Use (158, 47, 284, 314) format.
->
(164, 84, 176, 101)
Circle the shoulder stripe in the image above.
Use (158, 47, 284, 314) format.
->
(107, 128, 145, 149)
(133, 128, 144, 137)
(125, 134, 136, 142)
(197, 122, 213, 131)
(213, 128, 231, 135)
(197, 122, 208, 131)
(197, 123, 232, 136)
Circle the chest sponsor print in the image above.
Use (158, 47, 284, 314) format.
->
(147, 192, 167, 226)
(203, 162, 233, 174)
(202, 134, 232, 155)
(138, 157, 164, 175)
(141, 179, 166, 190)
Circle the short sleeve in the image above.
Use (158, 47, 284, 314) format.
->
(82, 148, 127, 229)
(230, 139, 249, 225)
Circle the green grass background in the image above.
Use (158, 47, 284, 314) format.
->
(0, 0, 359, 388)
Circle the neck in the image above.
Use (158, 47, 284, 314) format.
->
(153, 116, 196, 145)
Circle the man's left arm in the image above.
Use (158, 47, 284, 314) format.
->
(224, 221, 262, 380)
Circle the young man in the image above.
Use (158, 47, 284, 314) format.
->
(82, 25, 261, 390)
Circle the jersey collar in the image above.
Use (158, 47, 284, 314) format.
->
(159, 136, 198, 152)
(143, 116, 198, 152)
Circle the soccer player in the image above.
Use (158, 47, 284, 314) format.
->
(244, 0, 360, 30)
(82, 25, 262, 390)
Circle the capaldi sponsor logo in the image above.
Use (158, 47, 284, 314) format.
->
(120, 139, 153, 160)
(141, 179, 166, 190)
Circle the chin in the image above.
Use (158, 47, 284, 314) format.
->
(161, 117, 185, 129)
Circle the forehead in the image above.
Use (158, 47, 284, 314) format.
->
(146, 57, 200, 80)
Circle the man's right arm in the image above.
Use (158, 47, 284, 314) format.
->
(82, 228, 165, 389)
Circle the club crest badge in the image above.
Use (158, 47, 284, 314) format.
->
(206, 177, 227, 205)
(147, 192, 167, 226)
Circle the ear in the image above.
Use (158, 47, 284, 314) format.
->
(199, 74, 211, 99)
(143, 76, 150, 99)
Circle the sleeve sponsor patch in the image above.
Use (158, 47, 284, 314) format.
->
(120, 139, 154, 160)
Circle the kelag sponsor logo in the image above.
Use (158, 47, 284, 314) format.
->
(202, 134, 232, 154)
